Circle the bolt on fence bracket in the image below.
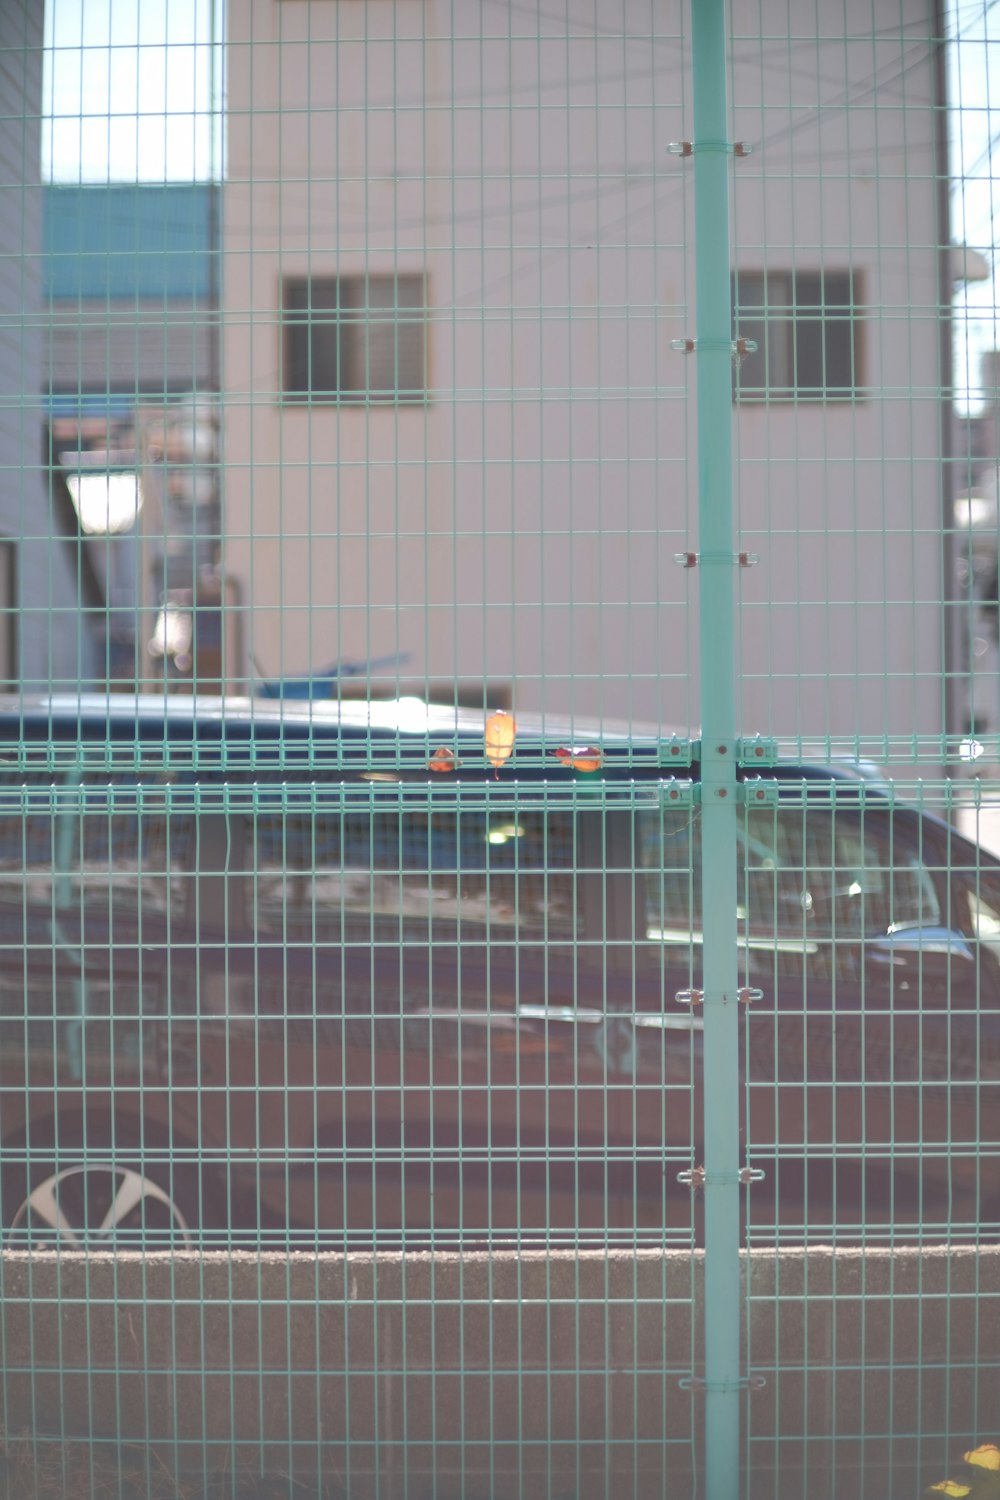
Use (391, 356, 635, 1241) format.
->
(675, 988, 704, 1006)
(738, 987, 764, 1006)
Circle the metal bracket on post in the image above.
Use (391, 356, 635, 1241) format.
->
(675, 987, 762, 1007)
(677, 1166, 766, 1188)
(659, 778, 697, 809)
(679, 1374, 768, 1394)
(741, 777, 780, 808)
(737, 735, 779, 766)
(668, 140, 753, 158)
(671, 337, 757, 364)
(658, 735, 695, 768)
(673, 550, 759, 568)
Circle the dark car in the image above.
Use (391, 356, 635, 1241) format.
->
(0, 694, 996, 1248)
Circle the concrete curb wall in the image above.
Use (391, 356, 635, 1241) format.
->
(1, 1247, 998, 1497)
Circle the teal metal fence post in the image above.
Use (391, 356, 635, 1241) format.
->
(690, 2, 743, 1496)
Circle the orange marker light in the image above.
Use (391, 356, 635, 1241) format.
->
(553, 745, 602, 773)
(428, 746, 459, 773)
(484, 710, 516, 776)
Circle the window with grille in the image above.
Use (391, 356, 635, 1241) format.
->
(732, 269, 860, 401)
(282, 274, 426, 405)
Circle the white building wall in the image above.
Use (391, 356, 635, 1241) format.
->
(223, 0, 945, 744)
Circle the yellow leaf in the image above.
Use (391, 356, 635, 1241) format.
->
(965, 1446, 1000, 1471)
(927, 1484, 971, 1497)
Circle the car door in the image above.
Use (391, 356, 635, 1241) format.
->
(209, 780, 625, 1242)
(920, 828, 1000, 1228)
(737, 791, 995, 1235)
(0, 756, 186, 1113)
(386, 793, 626, 1239)
(626, 783, 993, 1238)
(620, 794, 706, 1238)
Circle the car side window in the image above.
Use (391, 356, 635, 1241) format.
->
(0, 753, 54, 910)
(249, 793, 583, 946)
(78, 771, 193, 920)
(638, 801, 941, 982)
(0, 759, 190, 922)
(958, 867, 1000, 959)
(966, 882, 1000, 937)
(635, 805, 699, 967)
(743, 807, 940, 981)
(0, 757, 189, 1073)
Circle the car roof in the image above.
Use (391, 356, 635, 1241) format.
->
(0, 692, 676, 773)
(0, 692, 902, 770)
(0, 692, 653, 742)
(0, 694, 960, 814)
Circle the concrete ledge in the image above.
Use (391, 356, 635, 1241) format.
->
(1, 1248, 998, 1497)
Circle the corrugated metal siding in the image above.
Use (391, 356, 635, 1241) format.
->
(43, 184, 217, 302)
(46, 298, 216, 396)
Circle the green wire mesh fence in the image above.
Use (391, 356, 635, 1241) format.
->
(0, 0, 997, 1496)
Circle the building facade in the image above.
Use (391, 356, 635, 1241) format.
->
(223, 0, 949, 745)
(42, 183, 223, 688)
(0, 2, 99, 694)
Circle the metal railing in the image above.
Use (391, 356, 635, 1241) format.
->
(0, 1, 997, 1496)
